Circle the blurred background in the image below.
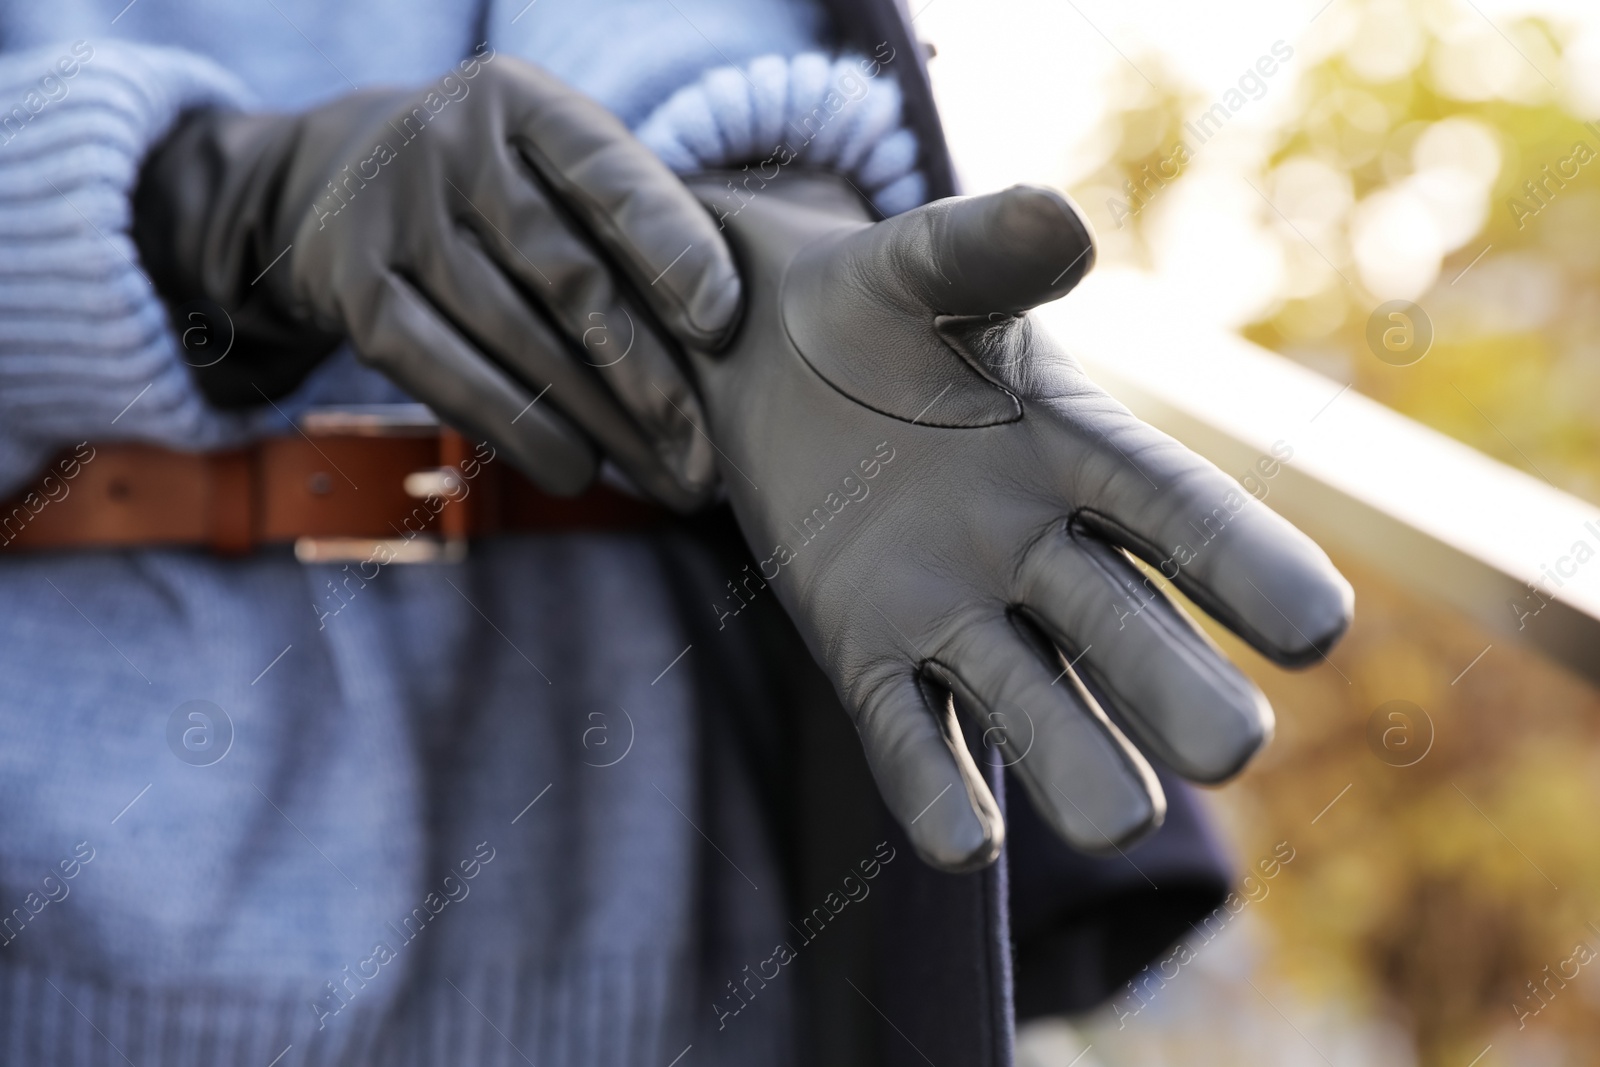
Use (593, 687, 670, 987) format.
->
(914, 0, 1600, 1063)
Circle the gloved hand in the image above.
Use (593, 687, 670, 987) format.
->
(686, 173, 1353, 871)
(133, 53, 739, 509)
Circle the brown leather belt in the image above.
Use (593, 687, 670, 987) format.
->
(0, 405, 667, 560)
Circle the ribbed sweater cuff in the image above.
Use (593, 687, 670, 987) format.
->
(0, 40, 251, 496)
(634, 52, 928, 218)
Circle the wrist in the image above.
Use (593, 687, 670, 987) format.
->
(688, 167, 876, 231)
(133, 105, 346, 408)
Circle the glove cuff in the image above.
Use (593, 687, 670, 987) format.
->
(633, 52, 928, 219)
(0, 40, 251, 494)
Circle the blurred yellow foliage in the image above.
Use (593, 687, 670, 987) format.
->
(1067, 1, 1600, 1063)
(1205, 556, 1600, 1064)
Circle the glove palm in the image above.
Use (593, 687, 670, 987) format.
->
(688, 174, 1353, 871)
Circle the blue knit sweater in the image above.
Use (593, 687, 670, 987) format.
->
(0, 1, 924, 1063)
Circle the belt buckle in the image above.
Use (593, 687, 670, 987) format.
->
(291, 404, 471, 566)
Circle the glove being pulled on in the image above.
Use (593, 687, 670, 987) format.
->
(686, 172, 1353, 871)
(133, 51, 739, 509)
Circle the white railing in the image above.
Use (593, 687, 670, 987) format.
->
(1040, 268, 1600, 685)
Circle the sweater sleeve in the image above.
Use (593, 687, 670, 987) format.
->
(0, 40, 258, 496)
(633, 52, 927, 218)
(490, 0, 927, 215)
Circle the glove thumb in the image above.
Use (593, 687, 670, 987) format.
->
(872, 184, 1097, 316)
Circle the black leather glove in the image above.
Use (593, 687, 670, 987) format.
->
(686, 173, 1353, 872)
(133, 54, 739, 509)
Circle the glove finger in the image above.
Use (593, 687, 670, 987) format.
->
(856, 184, 1096, 316)
(414, 224, 714, 510)
(854, 669, 1005, 873)
(934, 617, 1165, 855)
(357, 272, 598, 496)
(446, 153, 719, 496)
(1057, 400, 1354, 668)
(494, 62, 741, 346)
(1016, 522, 1273, 783)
